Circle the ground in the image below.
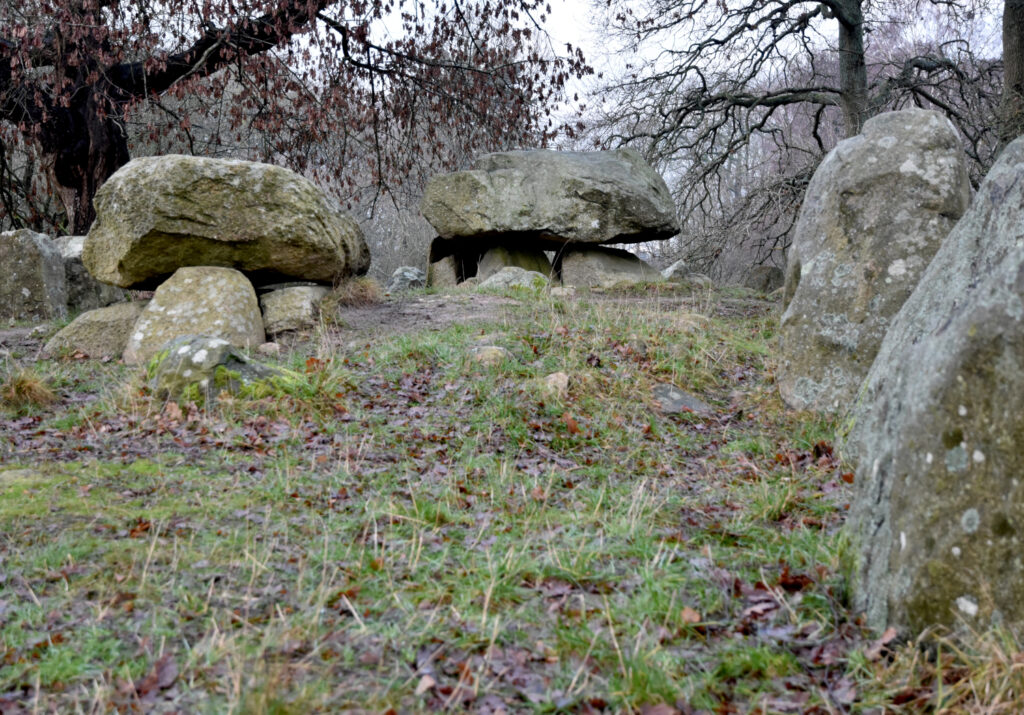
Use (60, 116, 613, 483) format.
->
(0, 284, 1017, 713)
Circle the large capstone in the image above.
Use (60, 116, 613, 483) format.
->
(777, 109, 970, 414)
(845, 134, 1024, 639)
(123, 266, 265, 365)
(0, 229, 67, 322)
(82, 155, 371, 289)
(421, 148, 679, 248)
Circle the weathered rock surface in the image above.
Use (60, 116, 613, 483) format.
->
(123, 267, 265, 365)
(477, 267, 549, 291)
(148, 335, 287, 402)
(83, 155, 371, 289)
(386, 266, 426, 292)
(43, 302, 146, 358)
(846, 135, 1024, 638)
(53, 236, 127, 311)
(426, 255, 461, 288)
(777, 109, 970, 413)
(0, 229, 67, 322)
(652, 383, 712, 417)
(477, 247, 552, 282)
(421, 148, 679, 246)
(468, 345, 515, 368)
(560, 246, 659, 289)
(744, 265, 784, 294)
(260, 286, 330, 335)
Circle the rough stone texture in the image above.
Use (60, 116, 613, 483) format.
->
(260, 286, 330, 335)
(53, 236, 127, 311)
(426, 256, 460, 288)
(421, 148, 679, 245)
(744, 265, 785, 294)
(777, 109, 971, 414)
(559, 246, 659, 289)
(0, 229, 67, 322)
(148, 335, 286, 402)
(539, 372, 569, 401)
(123, 267, 265, 365)
(652, 383, 712, 416)
(477, 247, 553, 282)
(468, 345, 515, 367)
(83, 155, 371, 289)
(386, 266, 426, 292)
(662, 259, 690, 282)
(846, 135, 1024, 638)
(43, 302, 146, 358)
(477, 267, 549, 291)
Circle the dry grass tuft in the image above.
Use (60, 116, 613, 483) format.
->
(325, 276, 383, 309)
(1, 368, 58, 409)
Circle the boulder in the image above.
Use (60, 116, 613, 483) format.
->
(148, 335, 287, 403)
(846, 135, 1024, 638)
(661, 259, 690, 282)
(477, 267, 549, 291)
(386, 266, 427, 292)
(43, 302, 146, 358)
(0, 229, 67, 322)
(82, 154, 371, 289)
(426, 255, 461, 288)
(777, 109, 970, 414)
(123, 266, 265, 365)
(559, 246, 660, 289)
(421, 148, 679, 246)
(477, 247, 553, 281)
(53, 236, 127, 311)
(260, 286, 330, 335)
(743, 265, 784, 294)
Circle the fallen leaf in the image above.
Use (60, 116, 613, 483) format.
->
(562, 413, 581, 435)
(840, 471, 855, 484)
(864, 626, 899, 661)
(415, 674, 437, 695)
(679, 606, 702, 624)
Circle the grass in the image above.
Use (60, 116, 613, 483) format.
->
(0, 285, 1013, 712)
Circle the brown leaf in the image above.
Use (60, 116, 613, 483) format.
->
(840, 471, 855, 484)
(679, 606, 702, 624)
(415, 674, 437, 695)
(133, 653, 177, 699)
(864, 626, 899, 661)
(561, 412, 581, 435)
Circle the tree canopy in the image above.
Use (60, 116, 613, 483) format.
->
(0, 0, 589, 233)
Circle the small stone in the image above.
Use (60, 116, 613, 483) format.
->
(539, 372, 570, 401)
(652, 383, 712, 416)
(469, 345, 514, 367)
(256, 342, 281, 357)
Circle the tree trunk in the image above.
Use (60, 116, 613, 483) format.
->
(45, 87, 130, 234)
(1002, 0, 1024, 144)
(836, 0, 870, 136)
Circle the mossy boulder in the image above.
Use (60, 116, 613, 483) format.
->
(421, 148, 679, 246)
(777, 109, 970, 414)
(559, 246, 660, 289)
(123, 267, 265, 365)
(147, 335, 289, 403)
(82, 155, 371, 289)
(43, 301, 146, 358)
(846, 134, 1024, 639)
(260, 285, 331, 335)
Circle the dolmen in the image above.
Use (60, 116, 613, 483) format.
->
(420, 148, 679, 288)
(41, 154, 370, 363)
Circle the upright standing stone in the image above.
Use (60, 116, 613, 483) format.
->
(777, 109, 970, 413)
(846, 136, 1024, 638)
(0, 229, 67, 321)
(53, 236, 127, 311)
(123, 266, 265, 365)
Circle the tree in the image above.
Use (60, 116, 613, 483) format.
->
(594, 0, 1000, 276)
(0, 1, 588, 233)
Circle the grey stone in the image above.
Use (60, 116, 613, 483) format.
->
(477, 247, 553, 281)
(426, 255, 460, 288)
(147, 335, 288, 403)
(652, 383, 712, 416)
(43, 302, 146, 358)
(845, 135, 1024, 639)
(743, 265, 784, 293)
(53, 236, 127, 311)
(260, 286, 330, 335)
(559, 246, 660, 289)
(777, 109, 971, 414)
(83, 155, 371, 289)
(386, 266, 426, 292)
(123, 266, 265, 365)
(0, 229, 67, 322)
(661, 259, 690, 282)
(421, 148, 679, 245)
(477, 267, 549, 291)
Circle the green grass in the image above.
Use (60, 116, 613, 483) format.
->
(0, 286, 1009, 712)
